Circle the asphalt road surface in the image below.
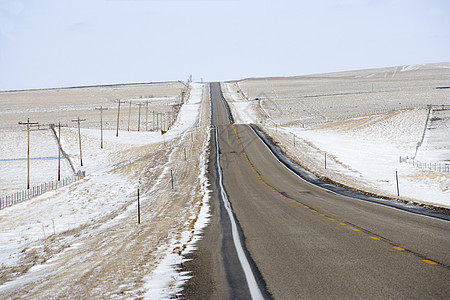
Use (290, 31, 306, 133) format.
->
(183, 83, 450, 299)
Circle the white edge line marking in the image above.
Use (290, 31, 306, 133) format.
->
(215, 127, 264, 300)
(248, 126, 448, 223)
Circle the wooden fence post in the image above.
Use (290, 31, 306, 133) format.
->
(395, 171, 400, 197)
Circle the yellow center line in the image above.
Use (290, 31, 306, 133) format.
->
(234, 126, 436, 267)
(422, 259, 438, 265)
(231, 125, 415, 264)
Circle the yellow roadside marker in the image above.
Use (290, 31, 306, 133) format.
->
(329, 218, 335, 220)
(339, 223, 346, 226)
(352, 229, 360, 232)
(393, 247, 404, 251)
(370, 237, 380, 240)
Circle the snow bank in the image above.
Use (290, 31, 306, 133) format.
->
(221, 82, 259, 124)
(286, 109, 449, 207)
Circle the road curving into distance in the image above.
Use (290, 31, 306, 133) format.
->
(183, 82, 450, 299)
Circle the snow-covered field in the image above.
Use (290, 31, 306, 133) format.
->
(0, 82, 212, 298)
(0, 82, 186, 196)
(0, 128, 74, 196)
(0, 82, 185, 130)
(1, 63, 448, 298)
(222, 63, 450, 208)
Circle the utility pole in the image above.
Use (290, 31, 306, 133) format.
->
(116, 100, 121, 137)
(58, 122, 61, 181)
(128, 101, 132, 131)
(18, 118, 39, 189)
(56, 122, 68, 181)
(137, 102, 142, 132)
(95, 106, 108, 149)
(171, 106, 175, 126)
(146, 102, 149, 131)
(71, 117, 86, 166)
(163, 112, 166, 131)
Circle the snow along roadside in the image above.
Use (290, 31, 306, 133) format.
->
(0, 83, 212, 299)
(142, 83, 212, 299)
(143, 126, 211, 299)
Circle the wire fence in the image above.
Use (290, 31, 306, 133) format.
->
(399, 157, 450, 173)
(0, 171, 86, 210)
(265, 103, 433, 128)
(306, 103, 432, 127)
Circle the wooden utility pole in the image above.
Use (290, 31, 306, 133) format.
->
(116, 100, 121, 137)
(71, 117, 86, 166)
(137, 102, 142, 132)
(56, 122, 68, 181)
(128, 101, 132, 131)
(58, 122, 61, 181)
(18, 118, 39, 189)
(163, 112, 166, 131)
(146, 102, 149, 131)
(95, 106, 108, 149)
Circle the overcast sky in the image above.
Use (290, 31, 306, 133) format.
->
(0, 0, 449, 91)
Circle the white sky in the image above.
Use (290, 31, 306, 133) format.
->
(0, 0, 449, 91)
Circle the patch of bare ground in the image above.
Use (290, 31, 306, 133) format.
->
(406, 170, 450, 193)
(312, 110, 405, 132)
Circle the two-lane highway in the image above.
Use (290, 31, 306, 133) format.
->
(183, 83, 450, 299)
